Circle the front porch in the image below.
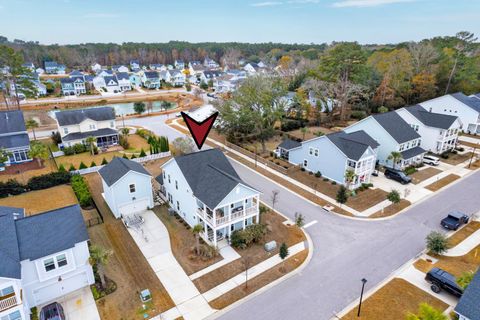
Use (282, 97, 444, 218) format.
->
(96, 134, 118, 148)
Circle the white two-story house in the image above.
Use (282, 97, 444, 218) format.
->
(0, 205, 94, 320)
(115, 72, 132, 92)
(396, 104, 462, 154)
(55, 107, 118, 148)
(344, 111, 426, 169)
(160, 149, 261, 247)
(0, 111, 31, 166)
(60, 77, 86, 96)
(420, 92, 480, 135)
(141, 71, 161, 89)
(287, 130, 379, 189)
(167, 70, 186, 87)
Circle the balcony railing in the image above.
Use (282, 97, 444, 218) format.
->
(0, 295, 18, 312)
(196, 206, 258, 227)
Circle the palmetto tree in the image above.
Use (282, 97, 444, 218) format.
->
(25, 119, 39, 140)
(388, 151, 403, 170)
(85, 136, 96, 155)
(120, 127, 130, 136)
(406, 303, 447, 320)
(28, 141, 49, 167)
(192, 224, 204, 255)
(344, 169, 357, 191)
(89, 245, 113, 289)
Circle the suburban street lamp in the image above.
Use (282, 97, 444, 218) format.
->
(357, 278, 367, 317)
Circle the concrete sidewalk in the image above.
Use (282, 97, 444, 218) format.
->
(126, 210, 214, 320)
(445, 229, 480, 257)
(190, 245, 241, 281)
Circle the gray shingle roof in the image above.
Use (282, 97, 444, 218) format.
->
(0, 133, 30, 149)
(144, 71, 159, 79)
(99, 157, 151, 187)
(116, 72, 129, 80)
(400, 146, 426, 159)
(171, 149, 258, 209)
(327, 130, 379, 161)
(455, 270, 480, 320)
(404, 105, 458, 129)
(104, 76, 118, 86)
(278, 139, 301, 150)
(0, 205, 88, 279)
(0, 110, 27, 135)
(62, 128, 118, 142)
(451, 92, 480, 113)
(372, 112, 421, 144)
(55, 107, 116, 126)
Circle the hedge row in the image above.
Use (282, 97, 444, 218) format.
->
(0, 172, 72, 198)
(71, 175, 92, 208)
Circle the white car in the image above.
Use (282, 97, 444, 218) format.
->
(423, 155, 440, 166)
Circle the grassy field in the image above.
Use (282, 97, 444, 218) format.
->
(124, 134, 151, 154)
(0, 185, 78, 215)
(56, 151, 123, 169)
(341, 278, 448, 320)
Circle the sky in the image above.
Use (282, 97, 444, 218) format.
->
(0, 0, 479, 45)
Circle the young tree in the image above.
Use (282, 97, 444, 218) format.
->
(85, 136, 96, 155)
(271, 190, 279, 212)
(406, 303, 447, 320)
(121, 127, 130, 136)
(89, 245, 113, 289)
(192, 224, 204, 255)
(300, 127, 308, 140)
(101, 158, 108, 165)
(171, 137, 195, 156)
(0, 148, 10, 167)
(25, 119, 39, 140)
(388, 151, 403, 170)
(387, 189, 401, 204)
(58, 164, 66, 172)
(336, 185, 349, 208)
(28, 141, 49, 167)
(279, 242, 289, 272)
(133, 102, 146, 115)
(294, 212, 305, 227)
(344, 169, 357, 191)
(426, 231, 449, 255)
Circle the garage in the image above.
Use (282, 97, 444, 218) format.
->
(118, 198, 150, 216)
(33, 272, 90, 306)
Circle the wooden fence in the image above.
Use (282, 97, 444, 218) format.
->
(85, 217, 103, 228)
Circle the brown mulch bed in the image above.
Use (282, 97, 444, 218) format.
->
(209, 250, 308, 310)
(0, 185, 78, 215)
(409, 167, 442, 184)
(448, 221, 480, 247)
(193, 209, 306, 293)
(142, 157, 172, 178)
(369, 200, 411, 219)
(154, 206, 223, 275)
(341, 278, 448, 320)
(441, 152, 474, 165)
(466, 159, 480, 169)
(0, 159, 56, 184)
(425, 174, 460, 191)
(460, 141, 480, 149)
(85, 174, 175, 319)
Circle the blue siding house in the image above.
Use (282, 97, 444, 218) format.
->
(0, 110, 31, 166)
(287, 130, 379, 189)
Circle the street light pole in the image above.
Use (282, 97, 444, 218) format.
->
(357, 278, 367, 317)
(468, 144, 478, 168)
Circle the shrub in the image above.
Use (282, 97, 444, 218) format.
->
(300, 167, 305, 172)
(79, 162, 88, 169)
(196, 244, 219, 259)
(323, 177, 329, 182)
(68, 164, 76, 171)
(315, 171, 322, 178)
(58, 164, 66, 172)
(91, 286, 101, 300)
(351, 110, 367, 120)
(426, 231, 449, 255)
(101, 158, 108, 165)
(404, 166, 417, 175)
(387, 189, 401, 204)
(27, 172, 72, 190)
(51, 131, 62, 145)
(119, 135, 130, 149)
(259, 205, 268, 214)
(71, 175, 92, 208)
(331, 181, 337, 185)
(63, 146, 75, 156)
(231, 224, 268, 249)
(90, 161, 97, 168)
(139, 149, 147, 157)
(280, 119, 305, 132)
(130, 154, 137, 159)
(456, 147, 465, 152)
(30, 307, 39, 320)
(73, 143, 87, 154)
(122, 154, 129, 159)
(0, 179, 26, 198)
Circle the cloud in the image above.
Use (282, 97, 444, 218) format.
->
(332, 0, 415, 7)
(287, 0, 320, 3)
(83, 12, 120, 18)
(250, 1, 283, 7)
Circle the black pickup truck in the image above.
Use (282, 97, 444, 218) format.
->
(441, 211, 470, 231)
(425, 268, 463, 297)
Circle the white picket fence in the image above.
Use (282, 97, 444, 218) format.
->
(72, 151, 171, 175)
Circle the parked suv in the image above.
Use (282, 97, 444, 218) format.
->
(441, 211, 470, 230)
(384, 168, 412, 184)
(40, 302, 65, 320)
(425, 268, 463, 297)
(423, 155, 440, 166)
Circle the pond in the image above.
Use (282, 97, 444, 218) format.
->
(49, 100, 177, 118)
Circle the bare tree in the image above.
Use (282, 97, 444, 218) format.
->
(271, 190, 279, 212)
(408, 42, 439, 74)
(242, 256, 252, 289)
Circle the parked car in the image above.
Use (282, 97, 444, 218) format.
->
(40, 302, 66, 320)
(384, 168, 412, 184)
(441, 211, 470, 230)
(423, 155, 440, 166)
(425, 268, 463, 297)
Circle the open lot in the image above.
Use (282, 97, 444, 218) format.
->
(341, 278, 448, 320)
(441, 152, 474, 166)
(124, 134, 151, 154)
(0, 184, 77, 215)
(84, 173, 175, 320)
(409, 167, 442, 184)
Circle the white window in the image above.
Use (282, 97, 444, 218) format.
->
(57, 254, 67, 267)
(309, 148, 313, 155)
(314, 149, 319, 157)
(2, 310, 21, 320)
(63, 127, 69, 134)
(175, 180, 178, 190)
(0, 286, 14, 297)
(176, 201, 180, 210)
(168, 175, 171, 183)
(89, 124, 96, 130)
(129, 184, 136, 193)
(303, 159, 308, 167)
(110, 121, 115, 128)
(44, 258, 55, 272)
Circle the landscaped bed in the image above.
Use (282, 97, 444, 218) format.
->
(0, 184, 78, 215)
(56, 151, 123, 170)
(409, 167, 442, 184)
(341, 278, 449, 320)
(124, 134, 151, 153)
(192, 209, 306, 293)
(425, 174, 460, 191)
(209, 249, 308, 310)
(440, 152, 474, 165)
(370, 199, 411, 219)
(0, 159, 56, 184)
(154, 205, 223, 275)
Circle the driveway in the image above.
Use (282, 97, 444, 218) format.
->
(47, 287, 100, 320)
(214, 160, 480, 320)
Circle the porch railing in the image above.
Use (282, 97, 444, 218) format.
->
(197, 206, 258, 227)
(0, 295, 18, 312)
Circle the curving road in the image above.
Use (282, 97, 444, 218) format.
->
(216, 160, 480, 320)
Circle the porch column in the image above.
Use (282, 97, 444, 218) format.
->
(213, 229, 217, 246)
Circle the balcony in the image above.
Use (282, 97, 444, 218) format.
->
(0, 294, 18, 312)
(196, 206, 258, 227)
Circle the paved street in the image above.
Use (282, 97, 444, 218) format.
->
(216, 160, 480, 320)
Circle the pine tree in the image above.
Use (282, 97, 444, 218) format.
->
(101, 158, 108, 165)
(58, 164, 66, 172)
(90, 161, 97, 167)
(139, 148, 147, 157)
(279, 242, 289, 272)
(336, 185, 348, 207)
(68, 164, 76, 172)
(122, 154, 129, 159)
(79, 162, 88, 169)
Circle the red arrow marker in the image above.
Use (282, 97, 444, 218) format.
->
(181, 111, 219, 149)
